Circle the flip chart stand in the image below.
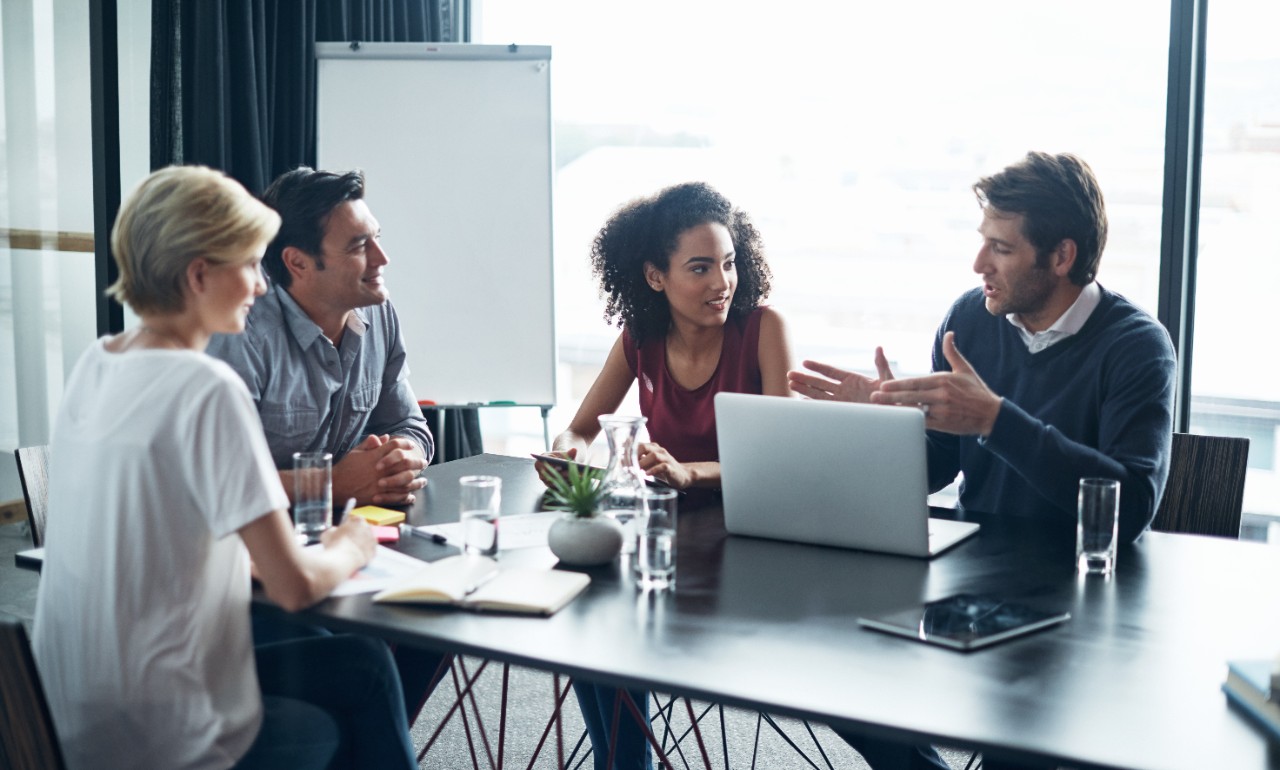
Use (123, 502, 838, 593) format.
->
(421, 403, 553, 461)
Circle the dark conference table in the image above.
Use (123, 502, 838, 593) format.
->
(276, 453, 1280, 770)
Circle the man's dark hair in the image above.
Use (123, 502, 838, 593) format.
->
(973, 152, 1108, 286)
(591, 181, 772, 346)
(261, 167, 366, 287)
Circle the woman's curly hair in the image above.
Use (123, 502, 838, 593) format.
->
(590, 182, 772, 346)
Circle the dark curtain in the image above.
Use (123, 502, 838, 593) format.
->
(151, 0, 467, 193)
(150, 0, 482, 463)
(422, 407, 484, 466)
(316, 0, 467, 43)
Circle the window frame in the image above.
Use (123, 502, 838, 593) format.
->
(1157, 0, 1209, 433)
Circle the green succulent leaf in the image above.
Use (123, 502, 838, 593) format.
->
(543, 461, 608, 518)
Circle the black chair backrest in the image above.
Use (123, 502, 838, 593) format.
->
(1152, 433, 1250, 539)
(0, 614, 65, 770)
(13, 447, 50, 548)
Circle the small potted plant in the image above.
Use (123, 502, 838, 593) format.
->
(543, 461, 623, 566)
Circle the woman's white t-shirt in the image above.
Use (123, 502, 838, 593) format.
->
(32, 339, 289, 770)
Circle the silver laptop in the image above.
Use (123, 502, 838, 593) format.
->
(715, 393, 979, 558)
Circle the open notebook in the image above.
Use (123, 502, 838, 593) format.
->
(373, 555, 590, 616)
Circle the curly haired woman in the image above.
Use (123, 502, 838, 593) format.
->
(549, 181, 792, 490)
(547, 181, 793, 770)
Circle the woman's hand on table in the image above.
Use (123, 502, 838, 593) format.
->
(637, 442, 693, 490)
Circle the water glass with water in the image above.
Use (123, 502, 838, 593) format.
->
(1077, 477, 1120, 575)
(292, 451, 333, 545)
(460, 475, 501, 557)
(636, 487, 677, 590)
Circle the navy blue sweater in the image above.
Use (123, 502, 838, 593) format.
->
(927, 286, 1176, 544)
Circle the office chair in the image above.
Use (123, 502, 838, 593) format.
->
(0, 613, 66, 770)
(13, 446, 51, 548)
(1152, 433, 1250, 539)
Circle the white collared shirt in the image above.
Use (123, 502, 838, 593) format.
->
(1007, 282, 1102, 353)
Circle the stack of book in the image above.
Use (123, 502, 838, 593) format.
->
(1223, 657, 1280, 741)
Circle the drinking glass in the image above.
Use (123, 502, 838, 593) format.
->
(460, 475, 501, 557)
(292, 451, 333, 545)
(1077, 477, 1120, 575)
(636, 487, 677, 590)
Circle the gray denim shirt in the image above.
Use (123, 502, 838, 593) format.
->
(207, 284, 434, 470)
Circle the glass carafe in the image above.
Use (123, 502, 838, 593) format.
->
(598, 414, 648, 553)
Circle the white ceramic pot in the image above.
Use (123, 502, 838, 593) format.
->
(547, 515, 623, 567)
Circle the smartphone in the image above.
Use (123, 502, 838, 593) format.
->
(530, 453, 679, 491)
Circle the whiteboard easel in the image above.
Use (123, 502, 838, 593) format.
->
(317, 42, 557, 413)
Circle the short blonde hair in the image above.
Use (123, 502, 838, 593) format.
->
(107, 166, 281, 314)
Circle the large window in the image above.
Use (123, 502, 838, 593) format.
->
(476, 0, 1171, 465)
(1191, 1, 1280, 533)
(0, 1, 96, 502)
(0, 0, 148, 505)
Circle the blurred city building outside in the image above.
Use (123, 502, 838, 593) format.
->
(477, 0, 1279, 527)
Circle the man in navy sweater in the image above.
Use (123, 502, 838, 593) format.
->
(789, 151, 1176, 770)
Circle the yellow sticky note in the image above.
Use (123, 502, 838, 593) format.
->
(349, 505, 406, 526)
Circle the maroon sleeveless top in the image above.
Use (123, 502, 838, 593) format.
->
(622, 307, 766, 463)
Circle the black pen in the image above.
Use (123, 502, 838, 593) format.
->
(399, 523, 449, 545)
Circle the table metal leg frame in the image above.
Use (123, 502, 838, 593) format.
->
(753, 712, 832, 770)
(651, 695, 716, 768)
(460, 657, 503, 769)
(644, 695, 833, 770)
(564, 729, 592, 770)
(417, 656, 496, 765)
(520, 672, 578, 770)
(419, 658, 580, 770)
(605, 688, 712, 770)
(413, 658, 835, 770)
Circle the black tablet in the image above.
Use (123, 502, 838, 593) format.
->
(857, 593, 1070, 651)
(530, 453, 679, 491)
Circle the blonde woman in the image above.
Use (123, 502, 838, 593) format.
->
(32, 166, 415, 769)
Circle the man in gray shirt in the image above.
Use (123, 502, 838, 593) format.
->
(210, 166, 442, 719)
(209, 167, 433, 506)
